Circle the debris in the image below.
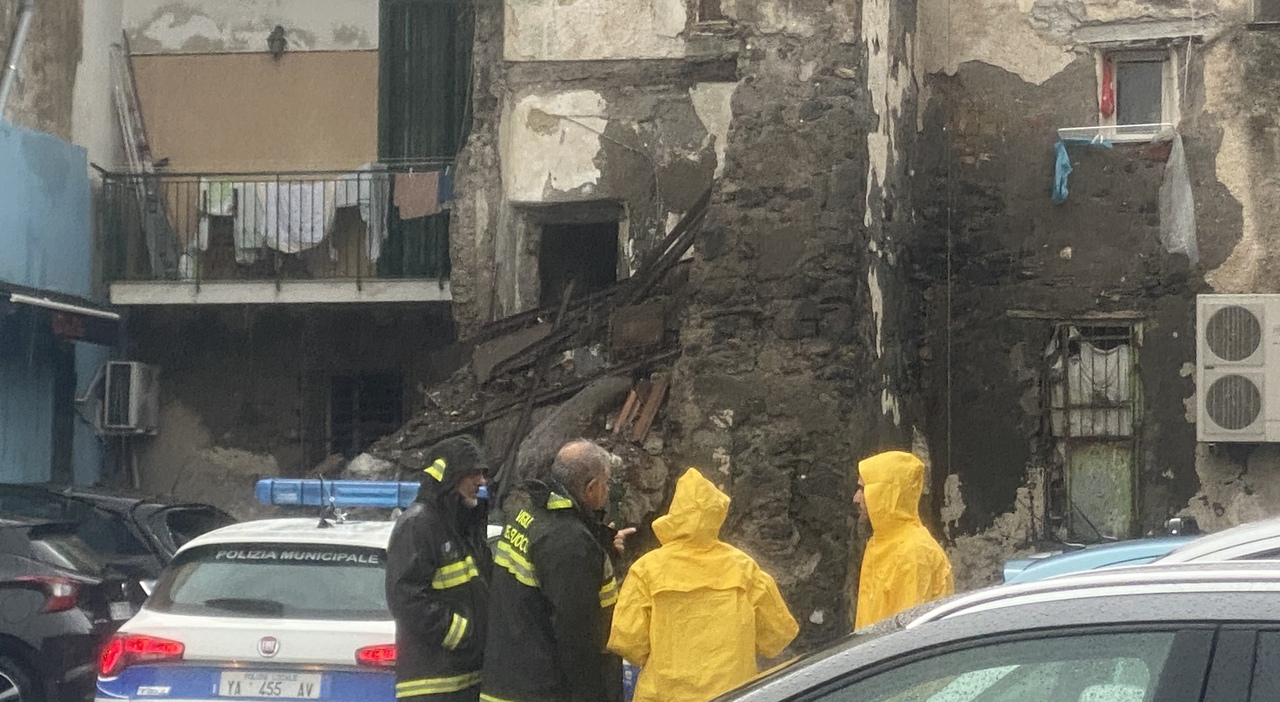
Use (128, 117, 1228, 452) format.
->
(628, 374, 670, 442)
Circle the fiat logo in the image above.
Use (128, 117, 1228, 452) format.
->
(258, 636, 280, 657)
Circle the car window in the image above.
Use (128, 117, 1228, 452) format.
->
(810, 631, 1175, 702)
(29, 531, 107, 575)
(147, 507, 236, 554)
(148, 543, 389, 621)
(1233, 548, 1280, 560)
(76, 508, 151, 557)
(1250, 632, 1280, 702)
(0, 491, 150, 557)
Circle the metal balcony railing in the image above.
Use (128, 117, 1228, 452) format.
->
(101, 161, 454, 285)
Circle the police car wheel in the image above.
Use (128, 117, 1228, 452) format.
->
(0, 654, 41, 702)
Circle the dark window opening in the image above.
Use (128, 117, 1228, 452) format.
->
(330, 373, 403, 458)
(1256, 0, 1280, 22)
(1115, 59, 1164, 126)
(698, 0, 724, 21)
(539, 222, 619, 307)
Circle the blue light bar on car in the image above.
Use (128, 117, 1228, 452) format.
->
(255, 479, 490, 509)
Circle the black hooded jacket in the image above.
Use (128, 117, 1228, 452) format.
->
(480, 478, 622, 702)
(385, 447, 492, 700)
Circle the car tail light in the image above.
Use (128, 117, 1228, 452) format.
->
(99, 634, 185, 678)
(16, 576, 81, 613)
(356, 644, 396, 667)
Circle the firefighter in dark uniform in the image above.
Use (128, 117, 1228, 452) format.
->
(481, 440, 628, 702)
(386, 436, 492, 701)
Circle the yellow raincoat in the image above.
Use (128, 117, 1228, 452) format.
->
(854, 451, 954, 630)
(608, 468, 799, 702)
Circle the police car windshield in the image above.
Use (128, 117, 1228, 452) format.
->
(148, 543, 390, 620)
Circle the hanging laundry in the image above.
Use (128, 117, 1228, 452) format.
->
(337, 163, 391, 262)
(438, 165, 455, 209)
(1052, 140, 1073, 204)
(1051, 137, 1113, 205)
(394, 171, 441, 219)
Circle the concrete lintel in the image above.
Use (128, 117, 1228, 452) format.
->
(1074, 19, 1218, 46)
(110, 279, 452, 305)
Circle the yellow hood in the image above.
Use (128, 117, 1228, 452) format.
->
(854, 451, 954, 629)
(608, 467, 799, 702)
(652, 468, 729, 547)
(858, 450, 925, 533)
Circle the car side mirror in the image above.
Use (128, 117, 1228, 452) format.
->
(1165, 516, 1201, 536)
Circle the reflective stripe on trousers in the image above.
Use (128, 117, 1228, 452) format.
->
(395, 671, 481, 698)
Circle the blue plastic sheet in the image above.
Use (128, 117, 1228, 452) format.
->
(1052, 140, 1072, 204)
(1051, 137, 1114, 204)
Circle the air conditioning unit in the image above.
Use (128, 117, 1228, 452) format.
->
(1196, 295, 1280, 442)
(102, 361, 160, 434)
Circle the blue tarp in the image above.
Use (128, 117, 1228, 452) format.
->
(1052, 138, 1114, 205)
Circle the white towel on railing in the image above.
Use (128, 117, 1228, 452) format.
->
(336, 163, 390, 262)
(238, 181, 336, 258)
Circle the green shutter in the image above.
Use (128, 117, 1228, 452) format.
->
(378, 0, 473, 279)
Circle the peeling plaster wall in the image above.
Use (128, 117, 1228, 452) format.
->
(447, 0, 924, 651)
(665, 0, 921, 648)
(503, 0, 687, 61)
(453, 4, 726, 327)
(123, 0, 378, 54)
(0, 0, 82, 139)
(72, 0, 124, 168)
(914, 0, 1280, 583)
(501, 90, 608, 202)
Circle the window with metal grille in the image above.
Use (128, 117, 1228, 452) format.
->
(1047, 324, 1140, 438)
(329, 373, 403, 458)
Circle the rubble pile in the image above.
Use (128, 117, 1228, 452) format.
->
(333, 189, 714, 530)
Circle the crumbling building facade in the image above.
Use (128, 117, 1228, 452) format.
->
(37, 0, 1280, 650)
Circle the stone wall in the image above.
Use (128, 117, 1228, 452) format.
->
(911, 0, 1280, 588)
(0, 0, 82, 138)
(667, 0, 923, 648)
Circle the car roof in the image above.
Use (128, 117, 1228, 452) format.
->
(725, 562, 1280, 701)
(1158, 515, 1280, 563)
(178, 518, 395, 553)
(1004, 535, 1196, 583)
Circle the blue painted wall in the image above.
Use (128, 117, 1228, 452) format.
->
(0, 122, 105, 484)
(0, 309, 56, 483)
(0, 122, 93, 298)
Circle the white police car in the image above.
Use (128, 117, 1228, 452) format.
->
(96, 480, 497, 702)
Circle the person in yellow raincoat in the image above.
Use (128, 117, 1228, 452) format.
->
(608, 468, 799, 702)
(853, 450, 954, 630)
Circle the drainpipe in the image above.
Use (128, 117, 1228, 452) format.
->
(0, 0, 37, 120)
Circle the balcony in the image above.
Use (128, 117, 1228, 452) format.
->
(101, 162, 454, 305)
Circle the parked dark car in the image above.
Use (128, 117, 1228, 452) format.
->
(0, 484, 235, 592)
(0, 518, 141, 702)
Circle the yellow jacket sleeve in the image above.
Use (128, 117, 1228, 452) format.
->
(607, 571, 652, 667)
(751, 567, 799, 658)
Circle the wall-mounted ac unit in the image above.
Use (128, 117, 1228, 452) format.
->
(1197, 295, 1280, 442)
(103, 361, 160, 434)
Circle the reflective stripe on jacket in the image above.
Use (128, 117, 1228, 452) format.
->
(481, 479, 623, 702)
(385, 471, 492, 700)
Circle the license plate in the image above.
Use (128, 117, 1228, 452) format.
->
(109, 601, 136, 621)
(218, 672, 322, 699)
